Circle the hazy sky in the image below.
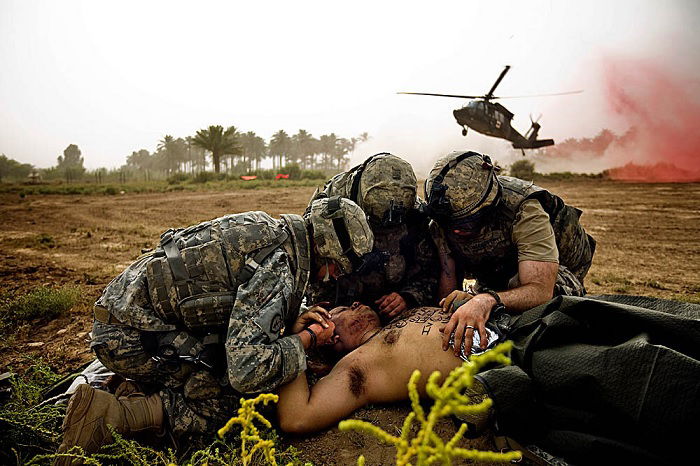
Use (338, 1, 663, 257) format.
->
(1, 0, 698, 173)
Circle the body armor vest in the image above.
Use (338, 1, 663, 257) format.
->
(145, 212, 310, 331)
(446, 176, 589, 289)
(308, 173, 431, 305)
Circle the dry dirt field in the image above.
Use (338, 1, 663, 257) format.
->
(1, 180, 699, 464)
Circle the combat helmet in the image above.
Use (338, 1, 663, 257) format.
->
(306, 196, 374, 274)
(425, 151, 502, 229)
(349, 153, 417, 228)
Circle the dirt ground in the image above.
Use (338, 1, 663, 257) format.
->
(1, 180, 699, 464)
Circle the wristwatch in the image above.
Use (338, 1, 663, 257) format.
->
(303, 327, 317, 348)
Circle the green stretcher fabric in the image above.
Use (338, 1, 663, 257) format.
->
(477, 295, 700, 465)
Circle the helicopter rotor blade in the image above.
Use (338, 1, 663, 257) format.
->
(492, 90, 583, 99)
(485, 65, 511, 100)
(529, 113, 543, 124)
(397, 92, 483, 99)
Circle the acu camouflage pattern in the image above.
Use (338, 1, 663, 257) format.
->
(357, 154, 417, 224)
(144, 212, 292, 329)
(91, 321, 239, 442)
(426, 151, 500, 219)
(306, 197, 374, 274)
(440, 176, 596, 296)
(91, 211, 311, 440)
(307, 155, 438, 307)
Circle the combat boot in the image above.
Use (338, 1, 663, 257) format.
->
(54, 384, 164, 465)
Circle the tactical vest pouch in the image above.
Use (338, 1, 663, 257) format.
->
(145, 214, 289, 330)
(147, 238, 233, 324)
(179, 292, 235, 329)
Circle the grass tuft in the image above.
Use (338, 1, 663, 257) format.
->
(34, 233, 56, 249)
(0, 286, 81, 331)
(0, 357, 64, 465)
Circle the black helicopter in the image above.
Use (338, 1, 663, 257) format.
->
(399, 65, 581, 150)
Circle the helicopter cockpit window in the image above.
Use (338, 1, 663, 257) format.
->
(468, 101, 484, 112)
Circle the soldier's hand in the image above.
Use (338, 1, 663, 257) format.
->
(440, 290, 474, 314)
(308, 321, 337, 347)
(439, 294, 494, 356)
(375, 292, 408, 318)
(292, 303, 332, 333)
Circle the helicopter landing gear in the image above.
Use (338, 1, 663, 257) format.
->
(461, 127, 468, 136)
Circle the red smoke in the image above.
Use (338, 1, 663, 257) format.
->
(602, 58, 700, 182)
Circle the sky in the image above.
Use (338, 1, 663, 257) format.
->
(1, 0, 698, 174)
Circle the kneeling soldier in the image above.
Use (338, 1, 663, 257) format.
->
(306, 153, 438, 318)
(55, 197, 373, 461)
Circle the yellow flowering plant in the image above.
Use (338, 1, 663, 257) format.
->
(339, 341, 521, 466)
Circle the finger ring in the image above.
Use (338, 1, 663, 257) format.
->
(465, 325, 476, 330)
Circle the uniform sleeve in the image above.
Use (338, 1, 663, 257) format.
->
(225, 249, 307, 394)
(512, 199, 559, 263)
(398, 226, 439, 307)
(428, 219, 452, 257)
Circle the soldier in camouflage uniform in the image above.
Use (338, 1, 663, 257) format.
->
(55, 197, 373, 462)
(425, 150, 596, 356)
(306, 153, 438, 318)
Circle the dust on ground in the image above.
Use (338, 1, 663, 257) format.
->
(0, 180, 698, 464)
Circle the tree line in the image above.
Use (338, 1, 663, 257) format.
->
(128, 126, 368, 176)
(0, 126, 368, 183)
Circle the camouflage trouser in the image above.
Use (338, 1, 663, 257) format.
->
(91, 321, 239, 442)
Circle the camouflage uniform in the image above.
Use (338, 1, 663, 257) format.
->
(306, 153, 438, 308)
(427, 151, 595, 296)
(90, 203, 372, 442)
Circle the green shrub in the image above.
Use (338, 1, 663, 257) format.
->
(167, 173, 190, 184)
(281, 163, 302, 179)
(251, 168, 275, 180)
(0, 357, 64, 464)
(34, 233, 56, 249)
(102, 186, 118, 195)
(0, 286, 80, 329)
(301, 169, 326, 180)
(509, 159, 536, 180)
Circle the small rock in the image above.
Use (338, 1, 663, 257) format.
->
(27, 342, 45, 348)
(56, 328, 67, 335)
(76, 331, 88, 338)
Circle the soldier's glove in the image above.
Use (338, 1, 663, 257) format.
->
(440, 290, 475, 314)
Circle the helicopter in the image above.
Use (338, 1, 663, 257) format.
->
(398, 65, 581, 150)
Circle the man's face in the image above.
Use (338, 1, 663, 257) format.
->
(329, 302, 374, 353)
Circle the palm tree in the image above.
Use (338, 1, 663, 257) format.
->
(334, 138, 353, 169)
(269, 130, 291, 170)
(292, 129, 314, 169)
(319, 133, 338, 170)
(240, 131, 267, 172)
(191, 125, 241, 173)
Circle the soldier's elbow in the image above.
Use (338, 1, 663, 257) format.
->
(228, 370, 260, 394)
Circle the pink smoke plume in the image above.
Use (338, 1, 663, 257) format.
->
(602, 57, 700, 182)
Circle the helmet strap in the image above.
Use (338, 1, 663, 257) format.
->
(349, 152, 392, 205)
(322, 259, 331, 282)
